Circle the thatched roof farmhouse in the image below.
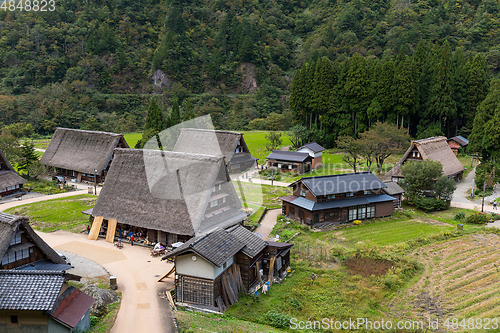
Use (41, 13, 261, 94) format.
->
(40, 128, 128, 183)
(384, 136, 464, 182)
(173, 128, 257, 173)
(91, 149, 247, 245)
(0, 149, 26, 197)
(0, 213, 67, 270)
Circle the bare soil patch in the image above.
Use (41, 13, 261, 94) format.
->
(344, 258, 394, 277)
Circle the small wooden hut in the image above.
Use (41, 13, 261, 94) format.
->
(40, 128, 129, 183)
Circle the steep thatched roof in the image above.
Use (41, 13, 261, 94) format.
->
(173, 128, 244, 161)
(0, 213, 65, 265)
(40, 128, 129, 175)
(92, 149, 245, 236)
(384, 136, 464, 179)
(0, 149, 26, 191)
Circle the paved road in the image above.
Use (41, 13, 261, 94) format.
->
(0, 189, 92, 211)
(450, 167, 496, 211)
(37, 230, 175, 333)
(254, 208, 282, 240)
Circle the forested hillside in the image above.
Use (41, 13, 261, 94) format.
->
(1, 0, 500, 140)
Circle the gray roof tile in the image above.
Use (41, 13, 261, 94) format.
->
(293, 171, 387, 196)
(227, 225, 267, 258)
(266, 150, 310, 163)
(0, 270, 65, 311)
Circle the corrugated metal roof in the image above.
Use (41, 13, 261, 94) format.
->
(266, 150, 310, 163)
(382, 181, 405, 195)
(294, 171, 387, 196)
(288, 194, 395, 211)
(50, 287, 95, 329)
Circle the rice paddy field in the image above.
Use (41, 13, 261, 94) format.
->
(123, 132, 142, 148)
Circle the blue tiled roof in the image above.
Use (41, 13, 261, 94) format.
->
(295, 171, 387, 196)
(289, 194, 395, 211)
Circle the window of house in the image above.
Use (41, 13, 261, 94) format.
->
(348, 207, 357, 221)
(10, 315, 18, 324)
(289, 165, 292, 169)
(278, 163, 282, 168)
(327, 194, 336, 199)
(346, 192, 354, 197)
(222, 197, 226, 204)
(329, 210, 339, 220)
(358, 205, 366, 219)
(210, 200, 218, 208)
(300, 189, 306, 197)
(223, 262, 227, 269)
(290, 206, 295, 215)
(367, 205, 375, 218)
(10, 232, 21, 246)
(417, 152, 420, 158)
(364, 190, 371, 195)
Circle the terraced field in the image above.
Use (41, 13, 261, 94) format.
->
(387, 234, 500, 329)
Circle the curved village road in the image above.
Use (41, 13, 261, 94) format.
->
(36, 230, 175, 333)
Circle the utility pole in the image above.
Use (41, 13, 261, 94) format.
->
(271, 167, 274, 186)
(482, 181, 486, 212)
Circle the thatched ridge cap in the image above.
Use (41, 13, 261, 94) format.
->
(54, 127, 125, 137)
(116, 148, 225, 163)
(179, 128, 242, 136)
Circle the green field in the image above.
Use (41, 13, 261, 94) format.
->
(239, 131, 293, 161)
(123, 133, 142, 148)
(4, 194, 96, 233)
(234, 182, 292, 209)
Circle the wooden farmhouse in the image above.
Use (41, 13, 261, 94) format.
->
(173, 128, 257, 173)
(163, 226, 292, 312)
(40, 128, 129, 183)
(382, 181, 405, 209)
(280, 172, 395, 227)
(295, 142, 325, 169)
(384, 136, 465, 182)
(89, 149, 247, 246)
(266, 150, 312, 174)
(0, 213, 69, 270)
(0, 149, 26, 198)
(447, 135, 469, 156)
(0, 270, 94, 332)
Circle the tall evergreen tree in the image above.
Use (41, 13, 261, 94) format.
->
(170, 99, 181, 126)
(183, 98, 195, 121)
(427, 41, 456, 136)
(452, 47, 468, 136)
(344, 53, 371, 135)
(312, 57, 333, 131)
(136, 98, 165, 149)
(466, 53, 490, 132)
(394, 55, 418, 130)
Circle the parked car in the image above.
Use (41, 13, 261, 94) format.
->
(52, 176, 66, 184)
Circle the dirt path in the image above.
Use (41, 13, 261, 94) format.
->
(254, 209, 282, 240)
(37, 230, 175, 333)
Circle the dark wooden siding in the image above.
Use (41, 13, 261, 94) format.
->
(376, 201, 393, 218)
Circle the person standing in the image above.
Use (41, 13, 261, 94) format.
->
(87, 225, 90, 234)
(130, 235, 134, 246)
(494, 202, 498, 210)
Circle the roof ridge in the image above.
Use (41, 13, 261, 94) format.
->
(117, 148, 225, 161)
(55, 127, 123, 137)
(179, 128, 242, 135)
(0, 270, 65, 276)
(300, 171, 373, 180)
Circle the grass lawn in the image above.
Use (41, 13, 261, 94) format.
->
(123, 132, 142, 148)
(176, 311, 287, 333)
(234, 182, 291, 209)
(32, 139, 51, 150)
(245, 206, 266, 228)
(239, 131, 293, 162)
(4, 194, 96, 233)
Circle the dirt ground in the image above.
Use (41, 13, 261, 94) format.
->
(37, 230, 175, 333)
(344, 258, 394, 277)
(386, 234, 500, 329)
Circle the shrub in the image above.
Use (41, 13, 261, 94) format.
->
(353, 220, 362, 225)
(466, 213, 490, 224)
(413, 197, 449, 212)
(263, 310, 291, 329)
(90, 316, 99, 328)
(454, 212, 466, 221)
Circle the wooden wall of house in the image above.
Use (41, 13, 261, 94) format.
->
(376, 201, 393, 218)
(176, 275, 215, 307)
(235, 252, 263, 291)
